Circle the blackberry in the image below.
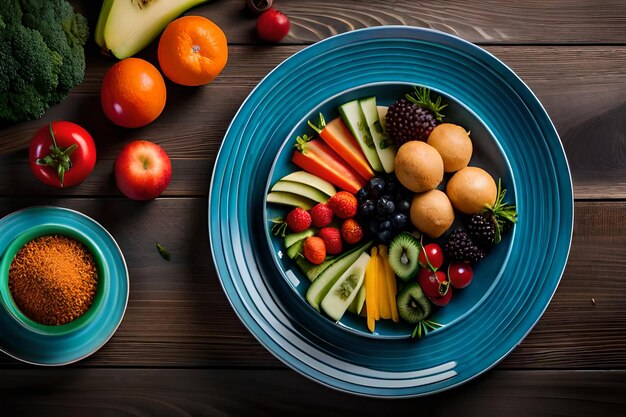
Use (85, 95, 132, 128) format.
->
(445, 229, 485, 264)
(385, 87, 447, 148)
(468, 179, 518, 247)
(468, 213, 496, 247)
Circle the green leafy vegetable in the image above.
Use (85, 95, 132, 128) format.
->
(156, 243, 171, 261)
(0, 0, 89, 125)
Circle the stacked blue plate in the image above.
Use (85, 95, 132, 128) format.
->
(209, 27, 573, 397)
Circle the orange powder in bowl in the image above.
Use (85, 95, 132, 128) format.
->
(8, 235, 98, 326)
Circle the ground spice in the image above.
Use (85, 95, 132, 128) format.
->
(8, 235, 98, 326)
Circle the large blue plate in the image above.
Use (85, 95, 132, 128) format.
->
(209, 27, 573, 397)
(0, 206, 129, 366)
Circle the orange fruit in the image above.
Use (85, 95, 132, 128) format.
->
(158, 16, 228, 86)
(101, 58, 167, 128)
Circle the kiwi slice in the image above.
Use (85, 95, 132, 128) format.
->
(396, 282, 431, 324)
(388, 232, 421, 281)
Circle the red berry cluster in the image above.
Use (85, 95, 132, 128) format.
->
(283, 192, 364, 265)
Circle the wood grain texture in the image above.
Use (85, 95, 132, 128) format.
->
(0, 369, 625, 416)
(0, 199, 624, 369)
(1, 46, 625, 198)
(80, 0, 626, 46)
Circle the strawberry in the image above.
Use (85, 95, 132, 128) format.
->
(327, 191, 357, 219)
(310, 203, 334, 228)
(303, 236, 326, 265)
(285, 207, 311, 232)
(341, 218, 363, 244)
(317, 227, 342, 255)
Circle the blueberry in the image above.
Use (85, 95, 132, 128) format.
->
(359, 199, 375, 216)
(378, 230, 393, 243)
(368, 177, 385, 198)
(397, 200, 410, 213)
(356, 187, 369, 202)
(377, 196, 390, 215)
(391, 213, 407, 228)
(379, 220, 392, 231)
(383, 200, 395, 214)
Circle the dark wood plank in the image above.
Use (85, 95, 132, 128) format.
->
(0, 369, 625, 416)
(75, 0, 626, 46)
(1, 46, 625, 198)
(0, 199, 624, 369)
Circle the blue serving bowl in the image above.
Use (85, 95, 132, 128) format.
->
(0, 223, 108, 336)
(264, 82, 515, 339)
(0, 207, 129, 366)
(209, 26, 573, 397)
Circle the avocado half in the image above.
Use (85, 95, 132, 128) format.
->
(95, 0, 209, 59)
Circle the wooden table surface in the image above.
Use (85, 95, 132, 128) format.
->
(2, 1, 626, 415)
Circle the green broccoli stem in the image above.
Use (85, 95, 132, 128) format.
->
(35, 123, 77, 188)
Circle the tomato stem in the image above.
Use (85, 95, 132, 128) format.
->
(35, 123, 77, 188)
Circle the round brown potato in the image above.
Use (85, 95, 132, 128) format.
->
(446, 166, 497, 214)
(410, 189, 455, 238)
(427, 123, 473, 173)
(394, 141, 444, 193)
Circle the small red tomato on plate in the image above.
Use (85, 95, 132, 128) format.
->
(29, 121, 96, 188)
(257, 8, 290, 42)
(115, 140, 172, 200)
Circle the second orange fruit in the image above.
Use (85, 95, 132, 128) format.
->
(158, 16, 228, 86)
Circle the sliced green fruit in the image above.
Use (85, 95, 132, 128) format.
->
(96, 0, 208, 59)
(296, 256, 334, 282)
(320, 252, 369, 322)
(306, 240, 373, 311)
(287, 239, 304, 259)
(266, 191, 316, 210)
(388, 232, 421, 281)
(271, 180, 330, 203)
(396, 282, 431, 323)
(360, 101, 396, 174)
(347, 281, 366, 315)
(280, 171, 336, 197)
(338, 100, 384, 172)
(284, 229, 315, 249)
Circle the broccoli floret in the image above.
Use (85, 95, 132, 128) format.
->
(0, 0, 88, 125)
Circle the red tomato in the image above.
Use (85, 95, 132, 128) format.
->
(257, 8, 290, 42)
(29, 121, 96, 188)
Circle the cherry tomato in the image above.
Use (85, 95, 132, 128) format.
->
(29, 121, 96, 188)
(417, 268, 449, 299)
(418, 243, 444, 270)
(448, 262, 474, 289)
(257, 8, 290, 42)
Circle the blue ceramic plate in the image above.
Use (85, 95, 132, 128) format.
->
(0, 206, 129, 366)
(209, 27, 573, 397)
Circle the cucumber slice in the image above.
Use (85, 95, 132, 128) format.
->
(280, 171, 336, 197)
(266, 191, 316, 210)
(271, 180, 329, 203)
(320, 252, 369, 321)
(359, 98, 396, 173)
(284, 229, 315, 248)
(306, 241, 373, 311)
(347, 279, 366, 315)
(338, 100, 384, 172)
(287, 239, 304, 259)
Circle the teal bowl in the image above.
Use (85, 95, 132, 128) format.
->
(0, 206, 129, 366)
(0, 224, 108, 336)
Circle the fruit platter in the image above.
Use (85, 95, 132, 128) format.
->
(265, 83, 517, 338)
(209, 26, 573, 397)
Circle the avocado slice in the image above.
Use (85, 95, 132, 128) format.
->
(96, 0, 209, 59)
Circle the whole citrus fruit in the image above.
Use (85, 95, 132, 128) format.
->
(158, 16, 228, 86)
(101, 58, 167, 128)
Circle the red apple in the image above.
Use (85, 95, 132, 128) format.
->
(115, 140, 172, 200)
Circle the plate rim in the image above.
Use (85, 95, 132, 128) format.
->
(208, 25, 574, 397)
